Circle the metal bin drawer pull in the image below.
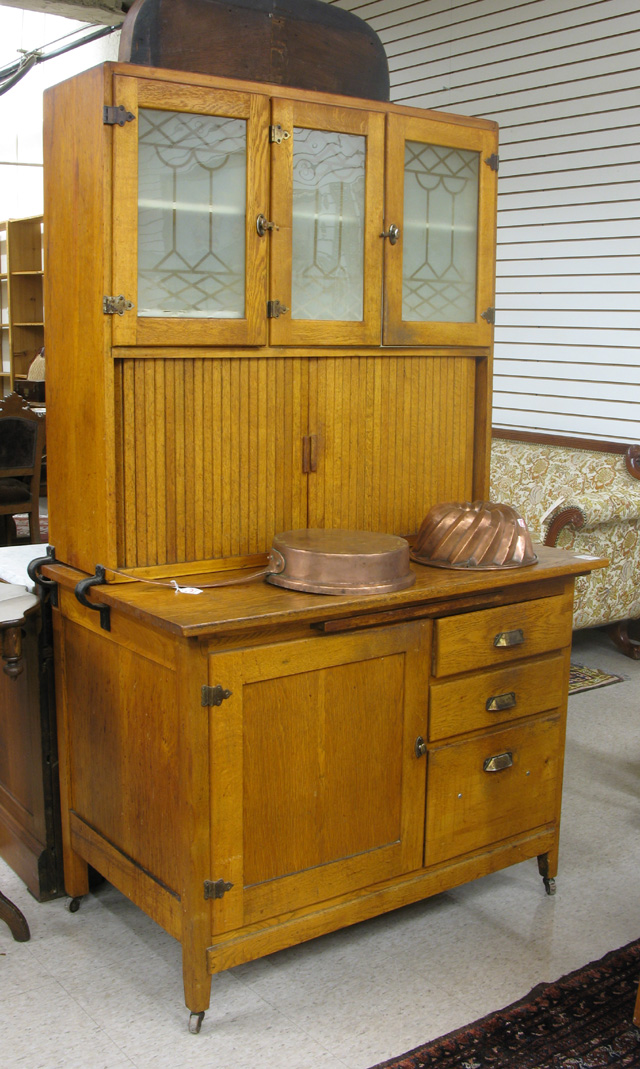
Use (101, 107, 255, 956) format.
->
(486, 691, 516, 712)
(493, 628, 524, 648)
(483, 751, 513, 773)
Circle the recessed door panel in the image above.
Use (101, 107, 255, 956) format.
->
(208, 622, 430, 932)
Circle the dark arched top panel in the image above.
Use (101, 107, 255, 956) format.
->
(119, 0, 390, 101)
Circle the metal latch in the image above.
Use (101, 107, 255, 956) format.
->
(269, 124, 290, 143)
(267, 300, 289, 318)
(256, 214, 279, 236)
(204, 879, 233, 900)
(201, 685, 232, 707)
(415, 736, 427, 758)
(485, 153, 499, 171)
(380, 223, 400, 245)
(103, 295, 134, 316)
(103, 104, 135, 126)
(481, 307, 496, 325)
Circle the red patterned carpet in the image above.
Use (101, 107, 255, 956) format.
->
(369, 940, 640, 1069)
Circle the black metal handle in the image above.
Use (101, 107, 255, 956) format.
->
(74, 565, 111, 631)
(27, 545, 58, 602)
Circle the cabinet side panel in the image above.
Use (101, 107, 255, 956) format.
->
(44, 67, 116, 572)
(61, 617, 181, 895)
(309, 354, 477, 537)
(115, 355, 307, 567)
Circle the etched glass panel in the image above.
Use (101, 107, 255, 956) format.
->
(291, 128, 365, 321)
(403, 142, 479, 323)
(137, 109, 246, 318)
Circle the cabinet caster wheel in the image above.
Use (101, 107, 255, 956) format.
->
(543, 876, 556, 896)
(189, 1011, 205, 1034)
(66, 896, 82, 913)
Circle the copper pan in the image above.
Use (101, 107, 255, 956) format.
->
(265, 529, 416, 594)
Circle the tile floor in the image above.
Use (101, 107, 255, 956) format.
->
(1, 626, 639, 1068)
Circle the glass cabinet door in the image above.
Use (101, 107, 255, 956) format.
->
(383, 114, 498, 346)
(111, 76, 269, 347)
(268, 99, 385, 346)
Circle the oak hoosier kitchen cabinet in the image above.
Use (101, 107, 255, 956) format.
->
(41, 59, 603, 1030)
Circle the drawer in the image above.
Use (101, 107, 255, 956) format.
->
(432, 591, 573, 678)
(425, 715, 562, 866)
(429, 652, 566, 740)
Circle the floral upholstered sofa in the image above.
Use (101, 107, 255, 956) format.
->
(490, 431, 640, 658)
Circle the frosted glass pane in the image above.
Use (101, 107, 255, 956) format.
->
(137, 110, 246, 318)
(291, 128, 365, 321)
(403, 142, 479, 323)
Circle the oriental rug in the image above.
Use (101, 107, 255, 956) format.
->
(369, 939, 640, 1069)
(569, 662, 624, 694)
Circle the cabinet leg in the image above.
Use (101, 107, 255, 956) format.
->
(182, 945, 212, 1026)
(537, 851, 557, 895)
(62, 847, 90, 901)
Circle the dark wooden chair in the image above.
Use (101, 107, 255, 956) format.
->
(0, 393, 45, 546)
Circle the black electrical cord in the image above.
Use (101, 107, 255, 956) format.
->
(0, 22, 121, 96)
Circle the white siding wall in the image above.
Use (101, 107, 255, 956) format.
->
(331, 0, 640, 443)
(0, 8, 120, 217)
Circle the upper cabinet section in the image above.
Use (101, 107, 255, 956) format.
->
(111, 76, 270, 347)
(106, 68, 497, 349)
(383, 116, 498, 347)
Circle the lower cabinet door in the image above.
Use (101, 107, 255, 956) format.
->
(207, 621, 430, 933)
(425, 714, 563, 866)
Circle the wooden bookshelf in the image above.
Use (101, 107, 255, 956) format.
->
(1, 215, 44, 393)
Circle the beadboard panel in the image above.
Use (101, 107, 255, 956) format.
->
(115, 353, 479, 568)
(330, 0, 640, 442)
(308, 355, 477, 537)
(115, 357, 308, 568)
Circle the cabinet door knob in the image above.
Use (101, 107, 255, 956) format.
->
(483, 751, 513, 773)
(256, 214, 279, 236)
(415, 736, 427, 758)
(380, 223, 400, 244)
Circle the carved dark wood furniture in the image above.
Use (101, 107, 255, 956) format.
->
(0, 577, 64, 901)
(0, 393, 45, 546)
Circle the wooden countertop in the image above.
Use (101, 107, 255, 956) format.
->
(42, 546, 607, 639)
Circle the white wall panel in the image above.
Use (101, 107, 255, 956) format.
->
(332, 0, 639, 442)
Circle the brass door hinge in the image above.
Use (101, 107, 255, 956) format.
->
(484, 153, 499, 171)
(269, 124, 290, 143)
(267, 300, 289, 319)
(481, 307, 496, 325)
(103, 104, 135, 126)
(201, 684, 232, 707)
(204, 879, 233, 900)
(103, 295, 134, 316)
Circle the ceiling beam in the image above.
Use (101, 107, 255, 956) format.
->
(0, 0, 128, 25)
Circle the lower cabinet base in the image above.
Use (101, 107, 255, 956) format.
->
(44, 550, 601, 1029)
(205, 831, 558, 977)
(65, 808, 558, 1019)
